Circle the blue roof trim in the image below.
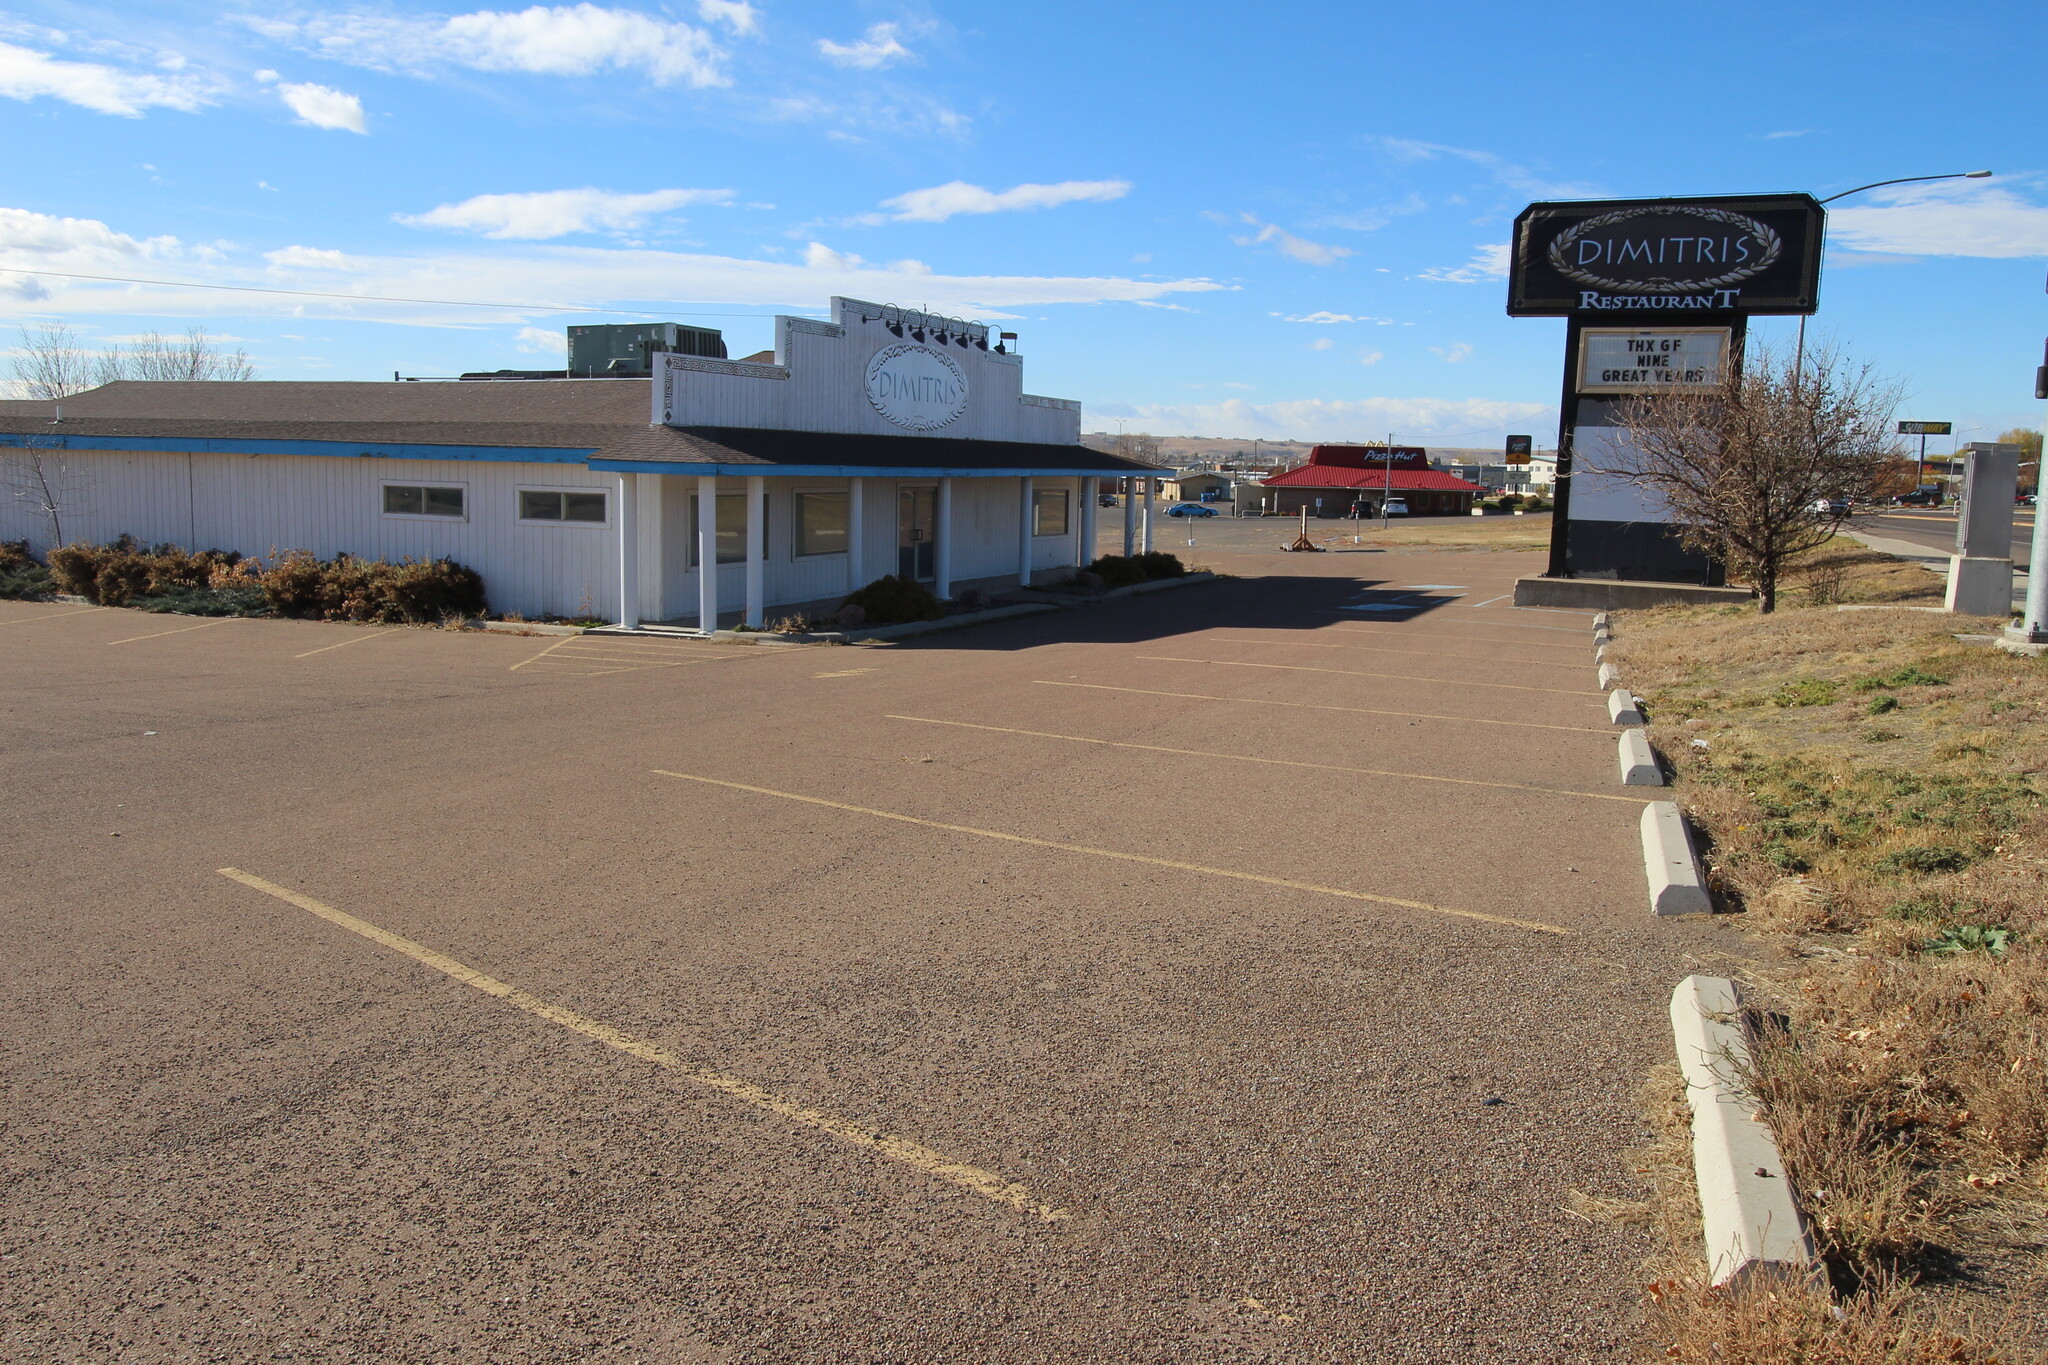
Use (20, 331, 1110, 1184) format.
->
(0, 432, 595, 463)
(586, 460, 1157, 479)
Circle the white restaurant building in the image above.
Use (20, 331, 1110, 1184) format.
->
(0, 298, 1166, 626)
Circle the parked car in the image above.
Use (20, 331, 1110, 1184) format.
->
(1165, 502, 1219, 518)
(1097, 493, 1119, 507)
(1896, 486, 1943, 507)
(1811, 497, 1851, 517)
(1380, 499, 1410, 517)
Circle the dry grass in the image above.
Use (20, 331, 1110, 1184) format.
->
(1291, 511, 1554, 552)
(1609, 542, 2048, 1356)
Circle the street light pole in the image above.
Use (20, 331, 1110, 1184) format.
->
(1797, 171, 1994, 379)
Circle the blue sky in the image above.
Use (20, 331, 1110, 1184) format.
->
(4, 0, 2046, 449)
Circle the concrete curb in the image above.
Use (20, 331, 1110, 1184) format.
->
(1597, 660, 1621, 689)
(1592, 612, 1611, 630)
(1608, 689, 1644, 727)
(1641, 801, 1711, 916)
(1594, 642, 1609, 664)
(1670, 975, 1817, 1287)
(1618, 728, 1664, 786)
(472, 620, 592, 637)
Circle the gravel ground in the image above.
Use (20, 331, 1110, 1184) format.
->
(0, 539, 1746, 1362)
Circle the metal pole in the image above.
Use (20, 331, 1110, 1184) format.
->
(1381, 432, 1394, 528)
(2013, 431, 2048, 644)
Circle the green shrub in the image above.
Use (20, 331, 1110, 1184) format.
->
(132, 585, 269, 617)
(253, 551, 485, 624)
(1087, 552, 1185, 586)
(1883, 894, 1958, 924)
(1137, 551, 1187, 579)
(1771, 678, 1839, 707)
(1523, 496, 1551, 511)
(1866, 695, 1899, 716)
(1871, 845, 1973, 879)
(1853, 665, 1949, 692)
(841, 574, 941, 625)
(0, 540, 51, 599)
(1923, 924, 2012, 958)
(41, 539, 485, 624)
(1085, 554, 1149, 587)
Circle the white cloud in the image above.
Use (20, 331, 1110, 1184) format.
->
(1232, 215, 1351, 267)
(1417, 243, 1510, 284)
(696, 0, 757, 35)
(1829, 181, 2048, 258)
(0, 38, 213, 116)
(817, 22, 912, 69)
(1431, 342, 1473, 363)
(397, 188, 733, 239)
(1366, 136, 1597, 199)
(278, 81, 366, 133)
(1310, 337, 1335, 351)
(1280, 310, 1397, 325)
(1357, 350, 1383, 365)
(265, 245, 370, 271)
(0, 206, 1227, 325)
(1762, 129, 1813, 140)
(0, 206, 179, 267)
(249, 5, 731, 88)
(1084, 396, 1552, 444)
(882, 179, 1131, 223)
(515, 324, 567, 354)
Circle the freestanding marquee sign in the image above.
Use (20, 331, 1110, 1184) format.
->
(1510, 193, 1824, 584)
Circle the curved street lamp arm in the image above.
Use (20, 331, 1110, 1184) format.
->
(1819, 171, 1992, 204)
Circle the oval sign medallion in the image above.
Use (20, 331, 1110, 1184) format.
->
(865, 343, 969, 431)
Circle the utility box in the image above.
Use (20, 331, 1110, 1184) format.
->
(1947, 442, 2021, 616)
(566, 323, 725, 378)
(1955, 443, 2022, 558)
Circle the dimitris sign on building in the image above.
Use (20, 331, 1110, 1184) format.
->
(865, 343, 970, 432)
(1508, 193, 1823, 588)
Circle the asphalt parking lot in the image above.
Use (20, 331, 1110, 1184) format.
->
(1, 530, 1741, 1363)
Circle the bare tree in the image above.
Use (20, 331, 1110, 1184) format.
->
(11, 322, 122, 399)
(11, 322, 256, 398)
(1596, 341, 1903, 613)
(124, 327, 256, 381)
(1, 448, 91, 548)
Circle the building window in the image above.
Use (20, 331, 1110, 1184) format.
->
(795, 491, 849, 557)
(518, 489, 609, 525)
(689, 493, 761, 566)
(1032, 487, 1070, 537)
(382, 483, 466, 520)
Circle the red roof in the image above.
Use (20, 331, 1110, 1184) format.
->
(1261, 465, 1484, 492)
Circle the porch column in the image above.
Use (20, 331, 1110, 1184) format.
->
(744, 475, 765, 629)
(1016, 476, 1035, 587)
(616, 471, 639, 628)
(637, 473, 665, 622)
(1122, 477, 1136, 556)
(846, 477, 865, 593)
(1141, 478, 1156, 553)
(696, 474, 718, 631)
(1077, 477, 1098, 566)
(934, 476, 954, 600)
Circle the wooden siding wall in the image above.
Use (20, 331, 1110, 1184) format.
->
(0, 449, 620, 620)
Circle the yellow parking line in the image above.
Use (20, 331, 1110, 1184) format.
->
(1035, 681, 1613, 734)
(295, 630, 397, 659)
(107, 616, 246, 646)
(1136, 655, 1589, 696)
(884, 715, 1648, 803)
(1204, 637, 1585, 668)
(0, 606, 107, 627)
(508, 637, 580, 671)
(216, 868, 1070, 1222)
(652, 771, 1571, 935)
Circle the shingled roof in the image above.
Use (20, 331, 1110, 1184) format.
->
(0, 381, 1163, 476)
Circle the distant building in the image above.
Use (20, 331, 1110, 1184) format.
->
(1254, 445, 1483, 517)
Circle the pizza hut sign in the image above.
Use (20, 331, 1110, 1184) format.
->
(1508, 193, 1822, 317)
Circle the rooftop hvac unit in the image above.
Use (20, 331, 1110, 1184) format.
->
(565, 322, 726, 378)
